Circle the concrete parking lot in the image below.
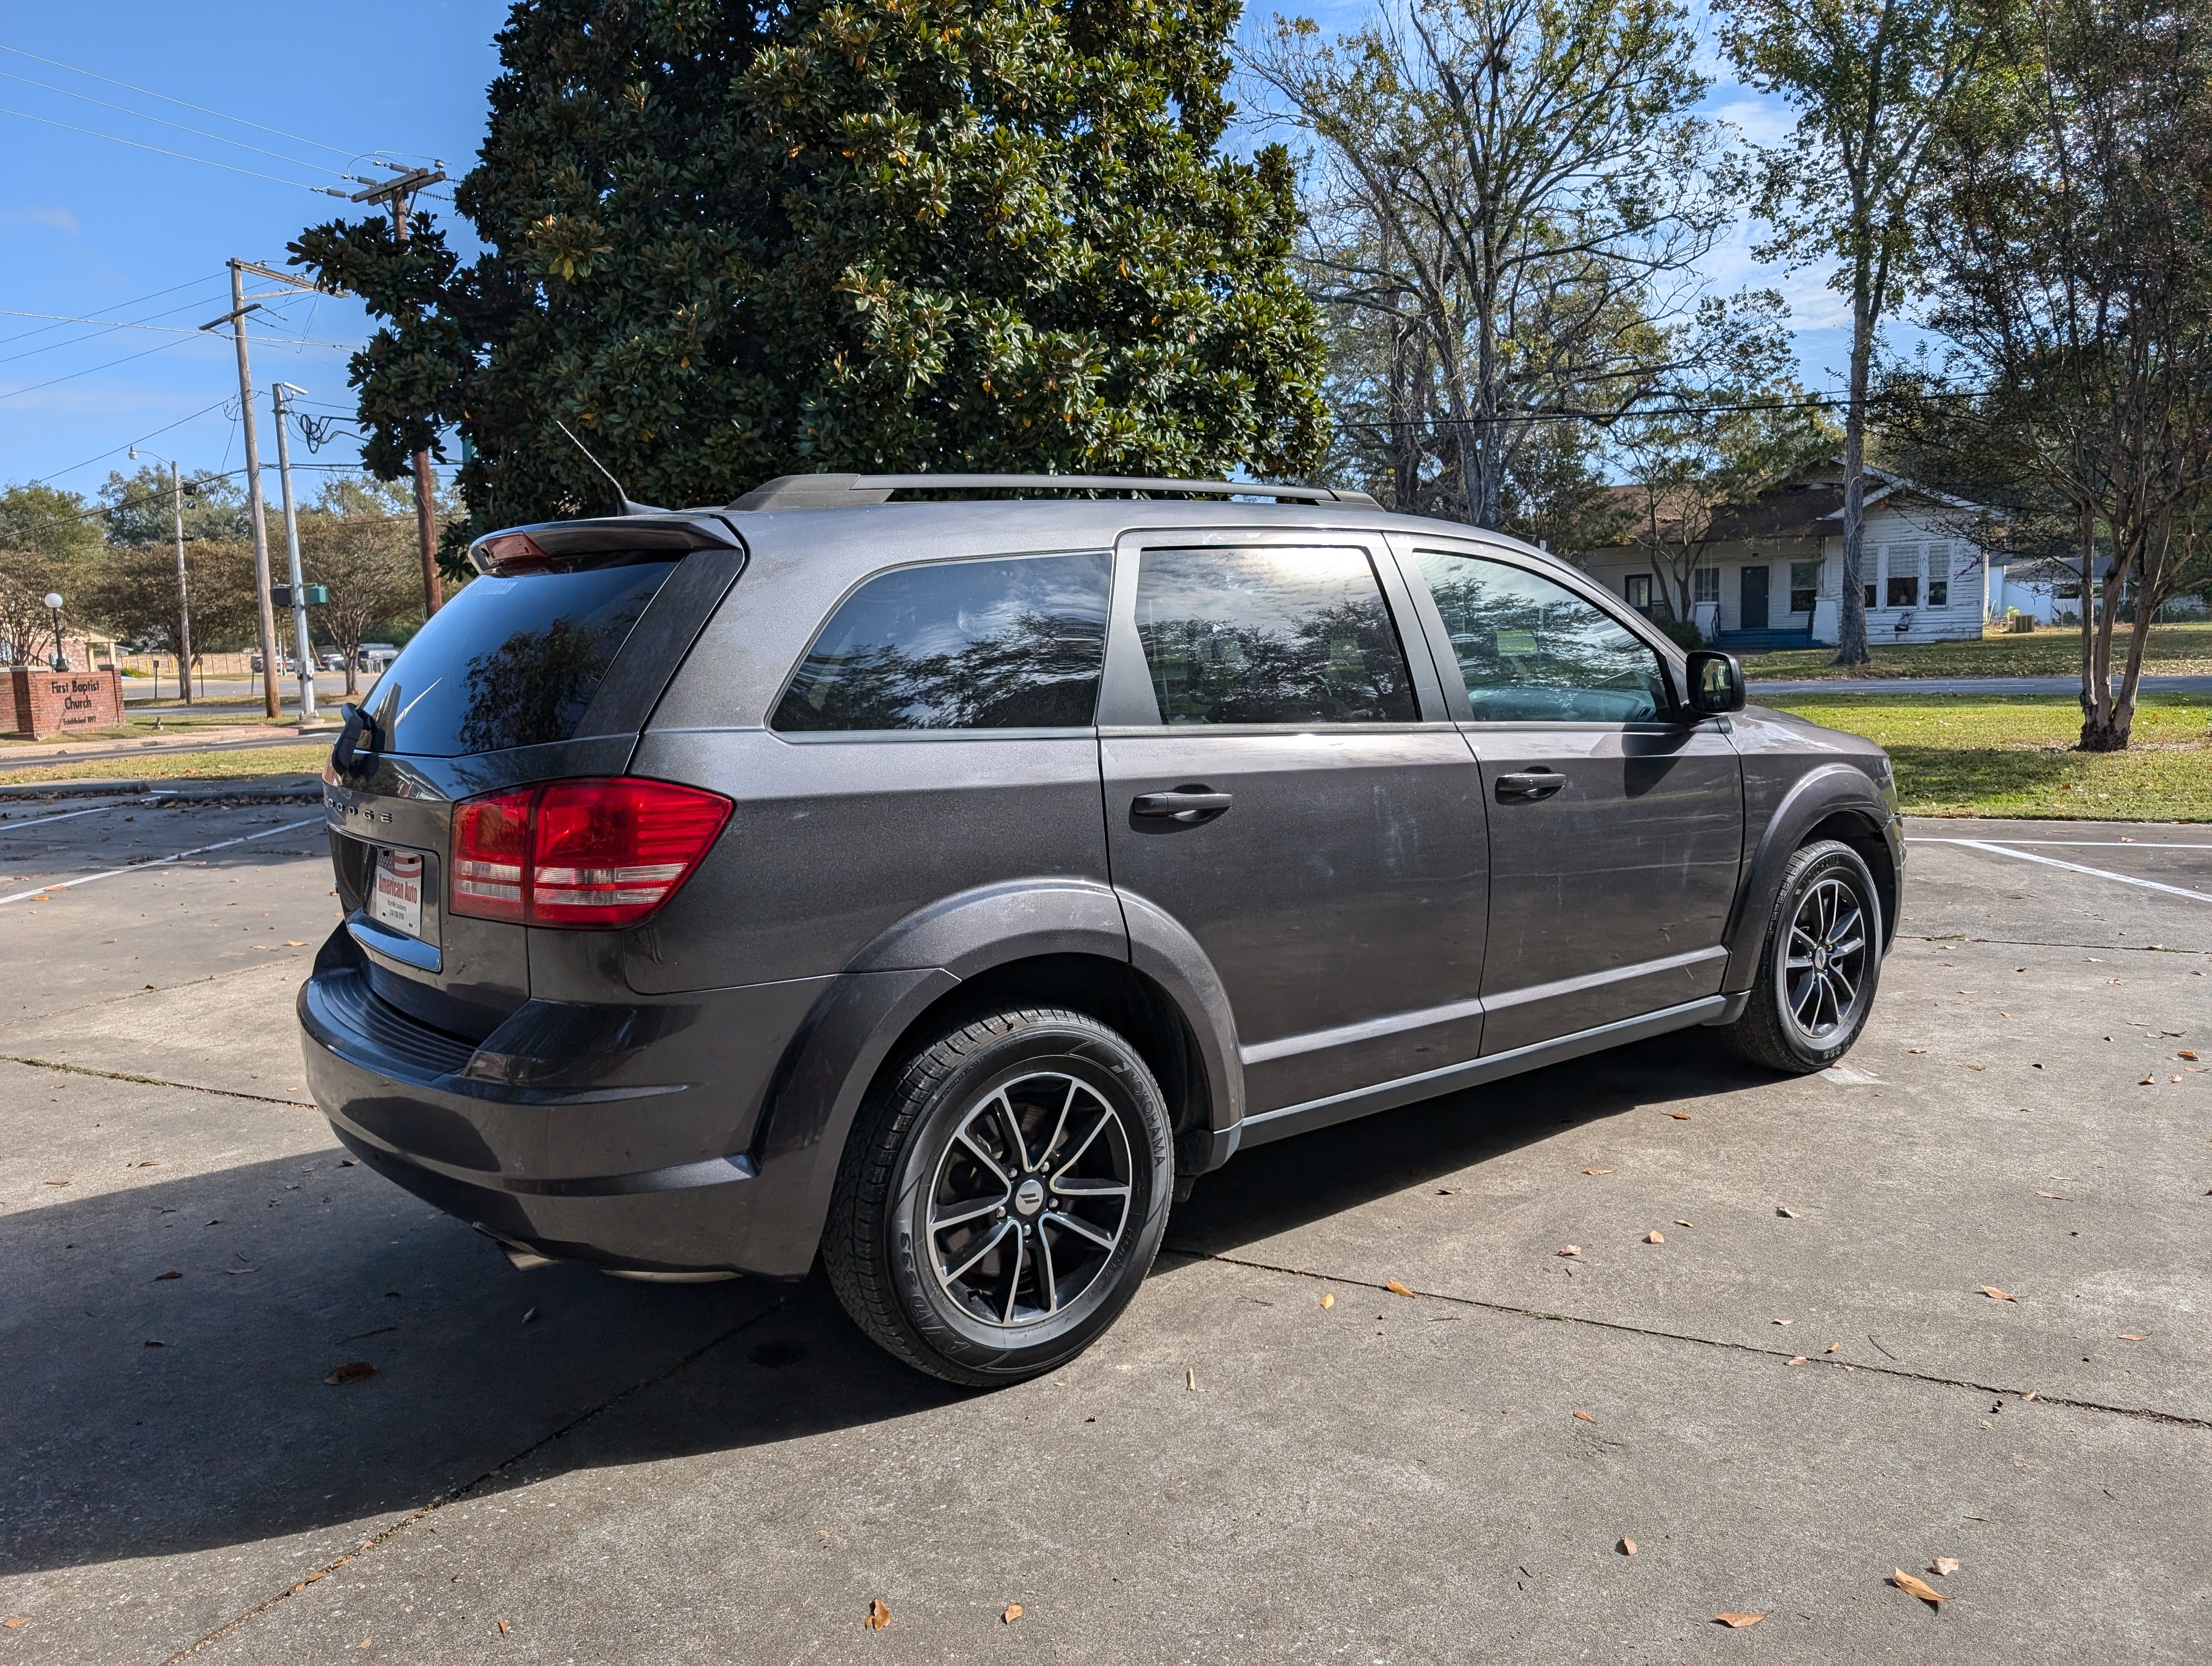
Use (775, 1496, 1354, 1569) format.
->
(2, 792, 2206, 1664)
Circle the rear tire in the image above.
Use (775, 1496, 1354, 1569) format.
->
(1720, 838, 1883, 1074)
(823, 1008, 1173, 1386)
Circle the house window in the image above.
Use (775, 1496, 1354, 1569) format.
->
(1788, 561, 1821, 615)
(1692, 568, 1720, 604)
(1887, 574, 1920, 607)
(1925, 542, 1950, 606)
(1928, 578, 1949, 606)
(1864, 584, 1877, 608)
(1623, 575, 1652, 614)
(2057, 584, 2082, 599)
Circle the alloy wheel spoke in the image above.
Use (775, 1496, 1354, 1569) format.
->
(1048, 1177, 1130, 1199)
(1001, 1225, 1025, 1324)
(1053, 1110, 1111, 1176)
(1038, 1078, 1078, 1174)
(942, 1218, 1013, 1284)
(930, 1191, 1008, 1235)
(992, 1090, 1031, 1172)
(955, 1127, 1012, 1189)
(1044, 1208, 1117, 1250)
(1793, 972, 1824, 1024)
(1035, 1220, 1059, 1313)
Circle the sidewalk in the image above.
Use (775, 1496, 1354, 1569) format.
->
(1750, 672, 2212, 696)
(1, 723, 336, 767)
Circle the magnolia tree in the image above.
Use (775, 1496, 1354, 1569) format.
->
(292, 0, 1331, 544)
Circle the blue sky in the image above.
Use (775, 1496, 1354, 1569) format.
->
(1, 2, 1847, 504)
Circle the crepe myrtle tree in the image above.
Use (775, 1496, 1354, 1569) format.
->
(292, 0, 1332, 547)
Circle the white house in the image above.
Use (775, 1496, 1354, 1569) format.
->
(1574, 462, 1999, 650)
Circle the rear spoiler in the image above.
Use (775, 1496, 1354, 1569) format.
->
(470, 514, 743, 576)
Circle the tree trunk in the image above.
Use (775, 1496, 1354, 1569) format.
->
(1834, 289, 1874, 668)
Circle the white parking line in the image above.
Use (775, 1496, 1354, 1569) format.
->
(1933, 839, 2212, 904)
(0, 816, 323, 907)
(0, 798, 152, 832)
(1908, 837, 2212, 849)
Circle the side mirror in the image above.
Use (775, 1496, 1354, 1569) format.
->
(1683, 650, 1746, 715)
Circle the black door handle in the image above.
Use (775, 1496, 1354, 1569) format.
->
(1132, 787, 1233, 824)
(1495, 769, 1566, 803)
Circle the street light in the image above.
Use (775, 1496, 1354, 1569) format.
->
(130, 446, 196, 704)
(43, 592, 65, 670)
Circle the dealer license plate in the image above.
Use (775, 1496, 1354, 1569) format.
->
(370, 846, 424, 938)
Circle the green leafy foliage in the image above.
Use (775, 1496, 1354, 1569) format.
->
(293, 0, 1329, 533)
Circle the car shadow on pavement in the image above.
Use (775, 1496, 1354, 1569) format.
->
(1171, 1026, 1776, 1255)
(0, 1033, 1767, 1582)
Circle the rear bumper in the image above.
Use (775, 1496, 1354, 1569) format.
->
(296, 931, 828, 1277)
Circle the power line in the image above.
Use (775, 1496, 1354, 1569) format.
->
(0, 42, 359, 157)
(0, 309, 357, 349)
(0, 275, 221, 350)
(0, 105, 347, 195)
(0, 335, 205, 402)
(30, 399, 234, 485)
(0, 67, 350, 175)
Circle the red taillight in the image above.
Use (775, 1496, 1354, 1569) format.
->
(448, 778, 731, 930)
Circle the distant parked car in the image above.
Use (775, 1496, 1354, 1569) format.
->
(301, 473, 1904, 1386)
(359, 643, 399, 671)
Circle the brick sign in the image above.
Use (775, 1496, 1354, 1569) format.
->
(5, 667, 124, 739)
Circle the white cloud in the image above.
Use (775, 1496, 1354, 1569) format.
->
(2, 205, 81, 235)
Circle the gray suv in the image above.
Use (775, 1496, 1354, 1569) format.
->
(301, 474, 1902, 1385)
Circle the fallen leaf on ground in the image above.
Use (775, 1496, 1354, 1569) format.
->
(286, 940, 306, 946)
(1932, 1557, 1960, 1576)
(2020, 1389, 2039, 1401)
(866, 1599, 890, 1631)
(1891, 1569, 1944, 1606)
(144, 1340, 165, 1348)
(1436, 1186, 1462, 1195)
(155, 1270, 181, 1281)
(43, 1180, 68, 1187)
(1644, 1230, 1664, 1244)
(2139, 1076, 2156, 1085)
(1573, 1409, 1595, 1422)
(227, 1264, 255, 1275)
(1557, 1245, 1581, 1257)
(1979, 1286, 2016, 1302)
(2036, 1191, 2066, 1199)
(1619, 1537, 1637, 1555)
(2118, 1332, 2146, 1341)
(1186, 1368, 1200, 1391)
(2181, 1050, 2200, 1061)
(1960, 1063, 1986, 1071)
(1776, 1207, 1798, 1218)
(2, 1618, 30, 1629)
(339, 1158, 356, 1167)
(1319, 1292, 1335, 1310)
(1584, 1167, 1613, 1175)
(324, 1361, 377, 1385)
(497, 1619, 509, 1635)
(1908, 1047, 1927, 1054)
(1675, 1219, 1692, 1226)
(1385, 1280, 1416, 1298)
(1669, 1112, 1690, 1120)
(1772, 1317, 1794, 1325)
(1002, 1603, 1023, 1624)
(1826, 1342, 1841, 1354)
(1715, 1612, 1764, 1627)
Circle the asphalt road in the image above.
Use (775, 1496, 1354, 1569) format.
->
(1, 797, 2207, 1663)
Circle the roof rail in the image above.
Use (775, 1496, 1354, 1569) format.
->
(724, 472, 1380, 512)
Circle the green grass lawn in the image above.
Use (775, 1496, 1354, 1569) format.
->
(1741, 620, 2212, 681)
(0, 744, 330, 787)
(1766, 691, 2212, 819)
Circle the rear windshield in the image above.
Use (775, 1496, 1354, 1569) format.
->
(369, 561, 677, 757)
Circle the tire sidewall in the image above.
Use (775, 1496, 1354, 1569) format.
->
(1763, 843, 1883, 1069)
(883, 1020, 1172, 1380)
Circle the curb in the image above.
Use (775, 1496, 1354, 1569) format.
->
(0, 774, 324, 804)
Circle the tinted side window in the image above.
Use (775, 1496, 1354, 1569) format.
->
(1411, 549, 1667, 723)
(1134, 547, 1416, 726)
(773, 552, 1109, 731)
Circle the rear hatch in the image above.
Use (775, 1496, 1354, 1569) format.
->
(324, 516, 745, 1041)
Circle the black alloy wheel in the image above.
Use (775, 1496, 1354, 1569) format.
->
(824, 1008, 1174, 1386)
(1722, 838, 1885, 1073)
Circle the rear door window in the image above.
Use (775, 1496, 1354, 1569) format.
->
(372, 561, 678, 756)
(1133, 546, 1416, 725)
(772, 552, 1110, 731)
(1410, 549, 1666, 723)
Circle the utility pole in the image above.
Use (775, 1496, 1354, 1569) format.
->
(203, 258, 346, 719)
(271, 382, 318, 725)
(351, 164, 448, 617)
(204, 266, 279, 717)
(130, 446, 194, 705)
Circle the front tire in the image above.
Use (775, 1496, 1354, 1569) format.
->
(823, 1008, 1174, 1386)
(1721, 838, 1884, 1073)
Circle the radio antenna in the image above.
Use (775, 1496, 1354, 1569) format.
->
(554, 420, 663, 515)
